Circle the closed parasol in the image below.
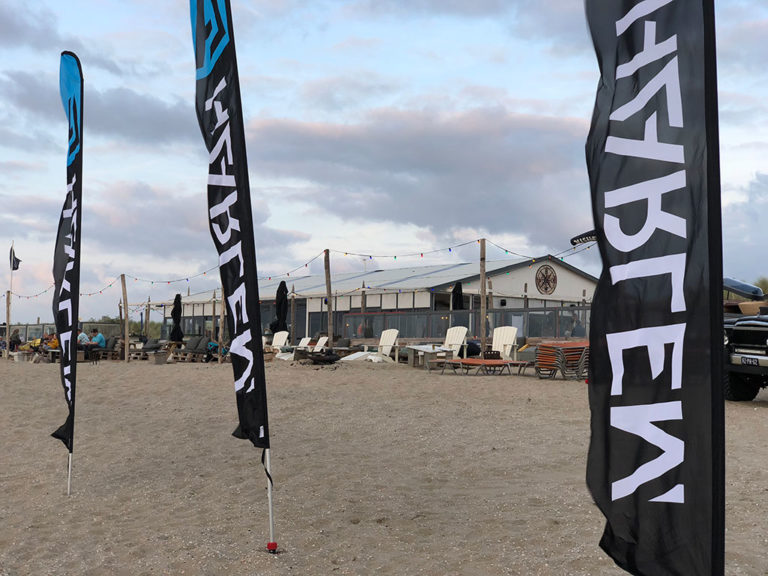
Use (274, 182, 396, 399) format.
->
(170, 293, 184, 342)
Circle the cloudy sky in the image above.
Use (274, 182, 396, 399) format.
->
(1, 0, 767, 323)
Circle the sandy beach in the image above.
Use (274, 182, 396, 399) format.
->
(1, 358, 767, 575)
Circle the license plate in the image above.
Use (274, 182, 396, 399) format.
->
(741, 356, 760, 366)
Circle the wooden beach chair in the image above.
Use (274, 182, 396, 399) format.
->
(275, 336, 312, 361)
(172, 336, 203, 362)
(342, 329, 399, 362)
(443, 326, 468, 357)
(129, 338, 162, 360)
(312, 336, 328, 352)
(491, 326, 518, 361)
(364, 329, 399, 363)
(268, 331, 289, 353)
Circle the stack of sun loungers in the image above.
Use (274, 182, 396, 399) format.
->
(534, 340, 589, 380)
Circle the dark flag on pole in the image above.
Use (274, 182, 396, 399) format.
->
(10, 247, 21, 271)
(584, 1, 724, 573)
(51, 51, 84, 453)
(191, 0, 269, 449)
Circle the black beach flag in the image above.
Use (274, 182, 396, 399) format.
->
(51, 51, 84, 452)
(584, 1, 724, 574)
(191, 0, 269, 449)
(10, 246, 21, 270)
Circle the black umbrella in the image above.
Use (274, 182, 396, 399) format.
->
(451, 282, 464, 310)
(170, 293, 184, 342)
(274, 281, 289, 333)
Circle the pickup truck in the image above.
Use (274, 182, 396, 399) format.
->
(723, 277, 768, 401)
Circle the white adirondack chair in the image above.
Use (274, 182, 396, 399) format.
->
(342, 329, 399, 362)
(366, 329, 399, 362)
(269, 331, 289, 352)
(443, 325, 468, 357)
(312, 336, 328, 352)
(276, 336, 312, 361)
(491, 326, 519, 360)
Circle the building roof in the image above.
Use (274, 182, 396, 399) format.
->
(160, 255, 596, 305)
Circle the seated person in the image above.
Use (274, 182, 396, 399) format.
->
(76, 328, 90, 349)
(29, 334, 46, 353)
(82, 328, 106, 359)
(41, 333, 59, 353)
(9, 329, 22, 352)
(89, 328, 106, 349)
(571, 318, 586, 338)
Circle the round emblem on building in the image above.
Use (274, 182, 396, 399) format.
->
(535, 264, 557, 295)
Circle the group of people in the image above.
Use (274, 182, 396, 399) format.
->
(78, 328, 106, 359)
(2, 327, 106, 359)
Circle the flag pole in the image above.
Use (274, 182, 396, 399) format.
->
(265, 448, 277, 553)
(9, 240, 14, 294)
(4, 290, 9, 360)
(67, 452, 73, 496)
(7, 241, 13, 359)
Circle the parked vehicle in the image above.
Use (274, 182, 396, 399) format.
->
(723, 277, 768, 401)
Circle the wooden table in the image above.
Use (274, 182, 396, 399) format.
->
(406, 345, 454, 370)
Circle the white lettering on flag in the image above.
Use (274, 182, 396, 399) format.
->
(611, 401, 684, 502)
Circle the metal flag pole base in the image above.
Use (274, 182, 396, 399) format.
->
(67, 453, 73, 496)
(264, 448, 277, 554)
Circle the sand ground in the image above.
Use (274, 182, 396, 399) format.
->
(1, 358, 767, 575)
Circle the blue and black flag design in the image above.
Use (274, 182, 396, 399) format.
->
(190, 0, 270, 449)
(51, 51, 84, 453)
(583, 1, 724, 574)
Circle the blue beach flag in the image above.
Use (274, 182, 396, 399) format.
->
(51, 51, 84, 458)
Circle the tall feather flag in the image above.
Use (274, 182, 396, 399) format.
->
(584, 1, 724, 574)
(190, 0, 276, 551)
(51, 52, 84, 489)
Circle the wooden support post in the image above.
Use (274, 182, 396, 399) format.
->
(211, 290, 216, 344)
(290, 285, 296, 345)
(324, 249, 333, 349)
(218, 286, 225, 364)
(480, 238, 487, 352)
(4, 290, 10, 359)
(360, 282, 366, 338)
(488, 278, 493, 340)
(145, 298, 151, 338)
(121, 274, 129, 362)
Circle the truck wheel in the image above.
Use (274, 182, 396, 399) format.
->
(724, 372, 760, 401)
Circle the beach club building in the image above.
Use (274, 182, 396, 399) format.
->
(155, 256, 597, 345)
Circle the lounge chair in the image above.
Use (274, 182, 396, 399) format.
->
(268, 331, 289, 353)
(275, 337, 312, 361)
(341, 329, 399, 362)
(97, 336, 120, 361)
(129, 338, 163, 360)
(172, 335, 203, 362)
(490, 326, 519, 361)
(186, 337, 212, 362)
(312, 336, 328, 352)
(443, 325, 468, 357)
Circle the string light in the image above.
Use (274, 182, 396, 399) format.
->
(6, 239, 597, 301)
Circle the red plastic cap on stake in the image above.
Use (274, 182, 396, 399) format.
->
(267, 541, 278, 553)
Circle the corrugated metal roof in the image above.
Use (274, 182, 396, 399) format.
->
(159, 256, 595, 304)
(262, 258, 526, 297)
